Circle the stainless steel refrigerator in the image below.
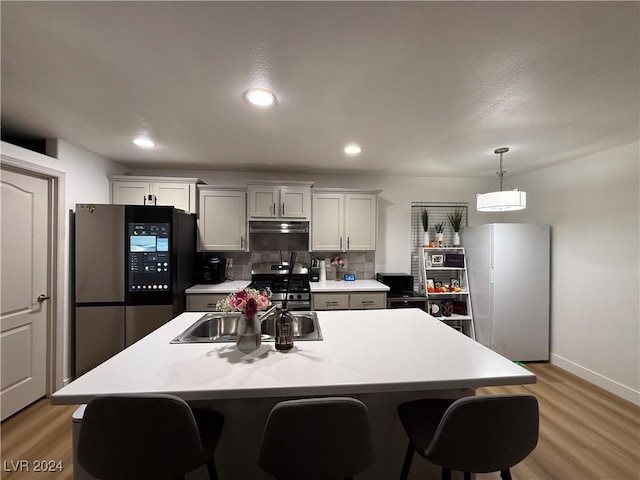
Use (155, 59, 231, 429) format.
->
(461, 223, 550, 361)
(74, 204, 196, 377)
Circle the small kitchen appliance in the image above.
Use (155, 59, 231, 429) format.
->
(376, 273, 428, 311)
(197, 255, 227, 284)
(248, 261, 311, 310)
(309, 258, 320, 282)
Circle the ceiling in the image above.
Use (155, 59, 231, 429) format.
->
(1, 1, 638, 178)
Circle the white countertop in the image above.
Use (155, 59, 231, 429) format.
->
(52, 309, 534, 405)
(185, 280, 251, 294)
(310, 279, 390, 292)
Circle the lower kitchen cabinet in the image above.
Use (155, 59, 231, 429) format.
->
(312, 292, 386, 310)
(186, 294, 227, 311)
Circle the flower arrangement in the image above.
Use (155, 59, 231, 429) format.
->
(331, 256, 346, 268)
(331, 256, 346, 281)
(216, 287, 272, 319)
(434, 222, 445, 234)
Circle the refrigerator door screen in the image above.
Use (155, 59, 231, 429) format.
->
(128, 222, 171, 292)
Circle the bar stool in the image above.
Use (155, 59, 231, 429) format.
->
(259, 397, 375, 480)
(77, 394, 224, 480)
(397, 394, 539, 480)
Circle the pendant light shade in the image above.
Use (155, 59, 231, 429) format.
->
(476, 147, 527, 212)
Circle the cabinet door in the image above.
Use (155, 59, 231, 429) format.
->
(349, 292, 386, 310)
(152, 183, 191, 212)
(187, 294, 228, 311)
(198, 190, 246, 251)
(280, 187, 311, 219)
(311, 194, 344, 251)
(111, 181, 148, 205)
(248, 186, 278, 218)
(312, 293, 349, 310)
(345, 194, 377, 251)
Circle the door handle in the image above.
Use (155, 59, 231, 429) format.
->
(37, 294, 50, 302)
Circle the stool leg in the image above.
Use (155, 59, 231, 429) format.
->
(206, 458, 219, 480)
(399, 442, 414, 480)
(500, 469, 513, 480)
(464, 473, 471, 480)
(442, 468, 452, 480)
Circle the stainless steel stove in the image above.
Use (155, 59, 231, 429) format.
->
(247, 262, 310, 310)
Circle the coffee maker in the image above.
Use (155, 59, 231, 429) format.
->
(197, 255, 227, 284)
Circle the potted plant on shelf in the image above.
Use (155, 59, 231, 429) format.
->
(434, 222, 445, 247)
(421, 210, 429, 246)
(448, 207, 464, 247)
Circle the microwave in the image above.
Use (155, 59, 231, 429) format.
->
(375, 273, 414, 294)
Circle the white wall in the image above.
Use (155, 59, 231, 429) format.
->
(505, 142, 640, 404)
(1, 140, 127, 381)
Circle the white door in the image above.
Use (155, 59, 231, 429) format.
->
(280, 186, 311, 219)
(111, 180, 149, 205)
(345, 194, 377, 251)
(152, 182, 191, 212)
(198, 189, 247, 251)
(1, 167, 49, 420)
(311, 194, 344, 251)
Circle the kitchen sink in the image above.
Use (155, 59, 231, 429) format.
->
(171, 311, 323, 343)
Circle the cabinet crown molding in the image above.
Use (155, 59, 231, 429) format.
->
(245, 180, 314, 187)
(312, 187, 382, 195)
(109, 175, 204, 184)
(197, 184, 247, 191)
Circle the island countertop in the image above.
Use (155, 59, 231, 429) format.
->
(52, 308, 534, 405)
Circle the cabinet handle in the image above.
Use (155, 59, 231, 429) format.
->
(340, 237, 343, 250)
(282, 202, 285, 216)
(273, 203, 276, 216)
(240, 236, 244, 249)
(347, 237, 350, 250)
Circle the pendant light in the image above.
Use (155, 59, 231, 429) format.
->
(476, 147, 526, 212)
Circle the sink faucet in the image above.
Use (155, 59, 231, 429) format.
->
(258, 303, 280, 324)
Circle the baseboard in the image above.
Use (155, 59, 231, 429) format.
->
(551, 353, 640, 406)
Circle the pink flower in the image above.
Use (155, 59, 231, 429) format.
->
(216, 287, 272, 316)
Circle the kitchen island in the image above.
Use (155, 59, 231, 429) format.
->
(53, 308, 535, 480)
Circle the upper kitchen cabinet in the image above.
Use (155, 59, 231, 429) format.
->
(109, 176, 203, 214)
(247, 181, 313, 220)
(198, 186, 247, 252)
(311, 189, 381, 251)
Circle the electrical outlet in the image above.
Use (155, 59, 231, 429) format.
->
(226, 258, 233, 267)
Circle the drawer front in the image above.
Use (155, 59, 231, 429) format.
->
(313, 293, 350, 310)
(349, 292, 386, 310)
(187, 294, 227, 311)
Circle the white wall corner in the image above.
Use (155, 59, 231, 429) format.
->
(551, 353, 640, 406)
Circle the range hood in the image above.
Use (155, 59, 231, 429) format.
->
(249, 221, 309, 234)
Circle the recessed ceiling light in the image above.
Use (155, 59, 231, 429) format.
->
(244, 88, 276, 107)
(132, 137, 156, 148)
(344, 144, 362, 155)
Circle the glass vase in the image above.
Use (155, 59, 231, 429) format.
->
(335, 267, 343, 281)
(236, 314, 261, 354)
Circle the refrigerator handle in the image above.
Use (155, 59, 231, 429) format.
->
(490, 267, 494, 284)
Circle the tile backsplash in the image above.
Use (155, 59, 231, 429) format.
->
(211, 233, 375, 281)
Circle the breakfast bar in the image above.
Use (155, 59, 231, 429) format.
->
(53, 308, 535, 479)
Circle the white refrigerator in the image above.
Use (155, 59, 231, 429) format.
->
(461, 223, 550, 361)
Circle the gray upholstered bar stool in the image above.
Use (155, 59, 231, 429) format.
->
(77, 394, 224, 480)
(397, 394, 539, 480)
(259, 397, 375, 480)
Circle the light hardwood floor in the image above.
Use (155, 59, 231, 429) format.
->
(1, 363, 638, 480)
